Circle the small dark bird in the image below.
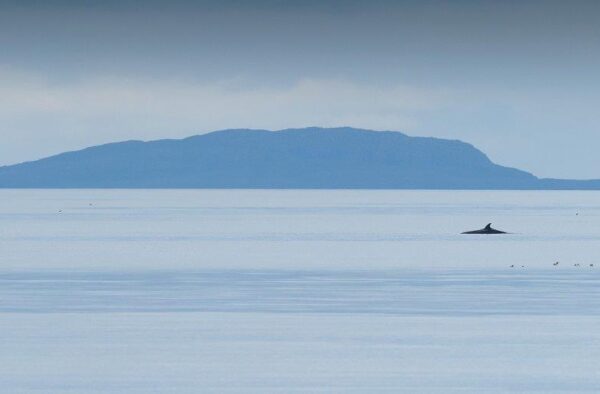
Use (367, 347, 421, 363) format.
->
(510, 265, 514, 268)
(574, 263, 580, 267)
(590, 264, 594, 267)
(553, 261, 559, 266)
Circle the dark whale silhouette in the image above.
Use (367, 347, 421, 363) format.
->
(462, 223, 507, 234)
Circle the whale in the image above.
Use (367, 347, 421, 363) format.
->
(462, 223, 507, 234)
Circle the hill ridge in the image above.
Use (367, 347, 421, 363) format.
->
(0, 127, 598, 189)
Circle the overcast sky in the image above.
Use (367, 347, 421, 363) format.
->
(1, 0, 599, 178)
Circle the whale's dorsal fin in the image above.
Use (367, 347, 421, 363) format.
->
(485, 223, 492, 230)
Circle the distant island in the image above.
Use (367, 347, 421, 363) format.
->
(1, 127, 599, 189)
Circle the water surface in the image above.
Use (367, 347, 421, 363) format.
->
(1, 190, 600, 393)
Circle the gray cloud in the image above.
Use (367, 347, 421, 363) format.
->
(1, 0, 600, 178)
